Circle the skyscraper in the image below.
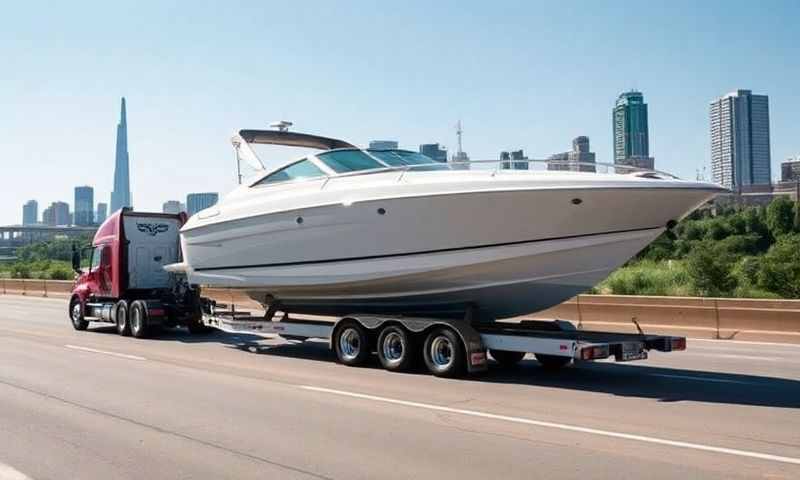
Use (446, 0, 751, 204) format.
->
(419, 144, 448, 163)
(500, 150, 528, 170)
(548, 136, 597, 172)
(74, 186, 94, 226)
(96, 203, 108, 224)
(162, 200, 186, 214)
(613, 91, 655, 170)
(369, 140, 399, 150)
(110, 97, 132, 213)
(186, 193, 219, 216)
(710, 90, 772, 189)
(42, 201, 70, 226)
(782, 156, 800, 182)
(22, 200, 38, 225)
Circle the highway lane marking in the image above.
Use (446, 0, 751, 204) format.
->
(647, 373, 758, 385)
(301, 385, 800, 466)
(0, 461, 33, 480)
(690, 338, 800, 349)
(64, 345, 147, 361)
(681, 352, 789, 362)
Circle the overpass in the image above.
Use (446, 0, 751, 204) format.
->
(0, 224, 98, 257)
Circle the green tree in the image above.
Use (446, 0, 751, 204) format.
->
(756, 234, 800, 298)
(766, 196, 795, 238)
(686, 241, 736, 297)
(794, 195, 800, 232)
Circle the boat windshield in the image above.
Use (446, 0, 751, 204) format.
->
(368, 150, 450, 170)
(316, 150, 385, 173)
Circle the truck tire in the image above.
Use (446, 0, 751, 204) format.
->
(535, 354, 571, 370)
(69, 297, 89, 331)
(377, 325, 416, 372)
(490, 349, 526, 367)
(129, 300, 149, 339)
(114, 300, 130, 336)
(186, 316, 213, 334)
(423, 327, 466, 378)
(333, 321, 371, 367)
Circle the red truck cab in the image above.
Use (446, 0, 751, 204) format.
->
(69, 208, 205, 337)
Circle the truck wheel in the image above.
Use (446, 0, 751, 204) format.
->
(129, 301, 149, 339)
(377, 325, 416, 372)
(114, 300, 130, 336)
(186, 315, 213, 335)
(423, 327, 466, 378)
(333, 321, 371, 367)
(69, 297, 89, 331)
(490, 349, 526, 367)
(535, 354, 571, 370)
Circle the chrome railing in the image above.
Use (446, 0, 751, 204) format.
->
(325, 158, 682, 183)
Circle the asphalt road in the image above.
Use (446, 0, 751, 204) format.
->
(1, 295, 799, 479)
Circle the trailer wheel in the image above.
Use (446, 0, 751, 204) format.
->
(69, 297, 89, 331)
(129, 300, 149, 339)
(490, 349, 526, 367)
(114, 300, 130, 336)
(377, 325, 417, 372)
(423, 327, 466, 378)
(333, 321, 371, 367)
(535, 354, 571, 370)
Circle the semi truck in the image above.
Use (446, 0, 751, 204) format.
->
(69, 208, 686, 377)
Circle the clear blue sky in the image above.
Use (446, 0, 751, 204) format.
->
(1, 1, 798, 225)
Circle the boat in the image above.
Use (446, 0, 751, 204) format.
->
(171, 126, 725, 320)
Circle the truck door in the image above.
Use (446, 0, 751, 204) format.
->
(98, 245, 113, 297)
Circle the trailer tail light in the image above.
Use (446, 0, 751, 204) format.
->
(580, 345, 610, 361)
(148, 308, 166, 317)
(670, 337, 686, 351)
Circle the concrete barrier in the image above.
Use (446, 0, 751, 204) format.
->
(2, 280, 798, 343)
(537, 295, 800, 343)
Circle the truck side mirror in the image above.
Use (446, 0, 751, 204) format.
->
(71, 246, 81, 273)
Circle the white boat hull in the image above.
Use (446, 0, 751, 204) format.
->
(179, 176, 720, 319)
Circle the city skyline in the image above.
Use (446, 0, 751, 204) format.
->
(1, 2, 798, 225)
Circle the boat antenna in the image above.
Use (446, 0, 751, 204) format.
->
(232, 137, 243, 185)
(270, 120, 293, 132)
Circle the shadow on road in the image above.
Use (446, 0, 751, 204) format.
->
(86, 324, 800, 409)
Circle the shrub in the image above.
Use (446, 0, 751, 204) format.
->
(601, 260, 691, 296)
(686, 241, 736, 297)
(756, 234, 800, 298)
(10, 263, 32, 279)
(47, 263, 74, 280)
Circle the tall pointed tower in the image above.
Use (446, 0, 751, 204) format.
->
(110, 97, 132, 213)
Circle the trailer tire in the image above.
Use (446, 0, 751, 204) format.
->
(423, 327, 466, 378)
(490, 349, 526, 367)
(129, 300, 149, 339)
(113, 300, 130, 336)
(69, 297, 89, 331)
(333, 321, 371, 367)
(377, 325, 417, 372)
(535, 354, 571, 370)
